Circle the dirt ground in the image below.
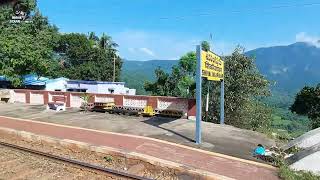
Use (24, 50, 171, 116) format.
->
(0, 129, 202, 180)
(0, 145, 122, 180)
(0, 103, 276, 161)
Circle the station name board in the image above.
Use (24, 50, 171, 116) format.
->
(201, 50, 224, 81)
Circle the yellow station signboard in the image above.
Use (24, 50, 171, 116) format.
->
(201, 50, 224, 81)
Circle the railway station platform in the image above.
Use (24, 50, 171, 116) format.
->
(0, 115, 278, 180)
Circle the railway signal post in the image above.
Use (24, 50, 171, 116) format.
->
(195, 45, 225, 144)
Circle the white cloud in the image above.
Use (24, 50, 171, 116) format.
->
(139, 47, 155, 57)
(296, 32, 320, 48)
(112, 30, 201, 60)
(112, 29, 266, 60)
(270, 66, 289, 75)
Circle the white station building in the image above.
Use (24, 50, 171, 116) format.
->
(66, 80, 136, 95)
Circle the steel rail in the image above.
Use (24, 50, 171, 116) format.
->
(0, 141, 153, 180)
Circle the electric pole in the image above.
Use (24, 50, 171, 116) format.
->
(113, 54, 116, 82)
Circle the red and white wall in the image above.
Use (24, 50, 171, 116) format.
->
(10, 89, 196, 119)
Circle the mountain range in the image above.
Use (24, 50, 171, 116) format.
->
(121, 42, 320, 95)
(246, 42, 320, 93)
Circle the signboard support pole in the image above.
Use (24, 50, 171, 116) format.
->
(196, 45, 202, 144)
(205, 84, 209, 122)
(220, 80, 225, 124)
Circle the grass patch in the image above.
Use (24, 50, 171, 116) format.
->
(270, 150, 320, 180)
(103, 156, 113, 163)
(279, 164, 320, 180)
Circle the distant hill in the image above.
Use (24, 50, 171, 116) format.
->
(246, 42, 320, 93)
(121, 60, 178, 94)
(122, 42, 320, 95)
(122, 60, 178, 79)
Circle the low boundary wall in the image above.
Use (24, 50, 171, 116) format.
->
(11, 89, 196, 118)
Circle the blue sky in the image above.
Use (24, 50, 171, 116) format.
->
(38, 0, 320, 60)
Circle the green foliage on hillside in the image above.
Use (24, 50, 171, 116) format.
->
(246, 42, 320, 93)
(54, 33, 122, 81)
(121, 60, 178, 94)
(271, 107, 310, 138)
(145, 46, 272, 131)
(0, 0, 121, 85)
(206, 47, 272, 130)
(144, 52, 196, 98)
(291, 84, 320, 129)
(121, 71, 149, 95)
(0, 0, 59, 86)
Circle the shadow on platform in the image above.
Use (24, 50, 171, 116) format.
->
(142, 116, 195, 143)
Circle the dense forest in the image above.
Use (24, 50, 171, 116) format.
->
(0, 0, 122, 86)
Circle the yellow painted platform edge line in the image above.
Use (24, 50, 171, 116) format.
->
(0, 115, 276, 170)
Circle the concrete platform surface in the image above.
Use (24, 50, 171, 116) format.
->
(0, 103, 275, 161)
(287, 143, 320, 175)
(284, 127, 320, 150)
(0, 116, 278, 180)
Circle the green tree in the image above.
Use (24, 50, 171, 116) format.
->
(145, 46, 272, 130)
(144, 68, 173, 96)
(144, 52, 196, 98)
(0, 0, 122, 84)
(290, 84, 320, 129)
(99, 33, 118, 51)
(0, 0, 59, 86)
(54, 33, 122, 81)
(201, 41, 211, 51)
(223, 47, 271, 129)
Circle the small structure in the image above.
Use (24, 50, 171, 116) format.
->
(47, 95, 67, 111)
(23, 74, 48, 90)
(0, 89, 13, 103)
(45, 77, 69, 92)
(0, 74, 136, 95)
(22, 75, 69, 92)
(0, 76, 11, 89)
(66, 80, 136, 95)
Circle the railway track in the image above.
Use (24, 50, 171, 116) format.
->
(0, 141, 152, 180)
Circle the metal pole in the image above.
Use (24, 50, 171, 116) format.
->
(220, 80, 225, 124)
(196, 45, 202, 144)
(113, 55, 116, 82)
(205, 83, 209, 122)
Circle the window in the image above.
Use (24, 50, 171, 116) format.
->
(108, 88, 114, 94)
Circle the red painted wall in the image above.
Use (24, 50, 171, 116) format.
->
(13, 90, 196, 117)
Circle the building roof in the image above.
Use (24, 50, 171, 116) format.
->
(67, 80, 125, 85)
(46, 77, 69, 84)
(0, 76, 7, 81)
(23, 74, 48, 86)
(23, 75, 69, 86)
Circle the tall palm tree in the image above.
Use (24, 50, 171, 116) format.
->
(88, 32, 99, 48)
(99, 33, 118, 51)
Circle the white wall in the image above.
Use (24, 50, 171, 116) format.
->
(67, 82, 99, 93)
(128, 89, 136, 95)
(66, 81, 136, 95)
(97, 83, 126, 94)
(46, 80, 67, 91)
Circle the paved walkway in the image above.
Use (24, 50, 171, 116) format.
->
(0, 116, 279, 180)
(0, 103, 276, 161)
